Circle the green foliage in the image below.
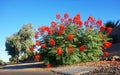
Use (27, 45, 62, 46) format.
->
(5, 23, 35, 63)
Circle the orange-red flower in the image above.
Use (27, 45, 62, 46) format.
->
(79, 45, 85, 52)
(88, 16, 93, 21)
(41, 44, 46, 49)
(49, 39, 55, 46)
(67, 46, 74, 54)
(56, 13, 61, 19)
(100, 26, 106, 32)
(57, 30, 63, 35)
(73, 14, 80, 24)
(68, 18, 73, 22)
(29, 46, 34, 52)
(36, 40, 41, 46)
(103, 41, 112, 49)
(48, 29, 54, 35)
(38, 26, 49, 33)
(107, 27, 112, 34)
(76, 13, 80, 19)
(96, 20, 102, 26)
(59, 24, 65, 31)
(104, 52, 109, 56)
(46, 64, 51, 68)
(64, 12, 69, 19)
(77, 20, 83, 27)
(56, 46, 63, 55)
(34, 54, 41, 60)
(51, 21, 57, 29)
(67, 34, 74, 42)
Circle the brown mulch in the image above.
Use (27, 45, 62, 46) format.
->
(77, 61, 120, 75)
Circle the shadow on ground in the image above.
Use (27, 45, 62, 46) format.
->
(0, 62, 45, 70)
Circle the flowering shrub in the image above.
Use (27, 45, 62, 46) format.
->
(30, 13, 112, 67)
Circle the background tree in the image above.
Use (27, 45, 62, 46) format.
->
(105, 20, 120, 28)
(5, 33, 21, 63)
(5, 23, 35, 63)
(105, 20, 120, 43)
(0, 59, 4, 65)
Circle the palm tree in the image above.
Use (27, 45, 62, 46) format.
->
(105, 20, 120, 28)
(105, 20, 120, 43)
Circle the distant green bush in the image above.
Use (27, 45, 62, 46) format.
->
(0, 59, 3, 65)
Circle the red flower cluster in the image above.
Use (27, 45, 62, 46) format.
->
(68, 18, 72, 22)
(64, 12, 69, 19)
(48, 29, 54, 35)
(41, 44, 46, 49)
(103, 41, 112, 49)
(59, 24, 65, 31)
(56, 46, 63, 55)
(67, 34, 74, 42)
(57, 24, 65, 35)
(46, 64, 51, 68)
(79, 45, 86, 52)
(73, 14, 82, 27)
(107, 27, 112, 34)
(36, 40, 41, 46)
(100, 26, 106, 32)
(67, 46, 74, 54)
(96, 20, 102, 26)
(34, 54, 41, 60)
(38, 26, 54, 35)
(57, 30, 64, 35)
(49, 39, 55, 46)
(51, 21, 57, 29)
(29, 46, 34, 52)
(104, 51, 109, 56)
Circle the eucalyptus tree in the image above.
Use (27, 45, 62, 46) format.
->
(5, 23, 35, 63)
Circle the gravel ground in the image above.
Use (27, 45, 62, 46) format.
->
(51, 61, 120, 75)
(82, 66, 120, 75)
(51, 66, 97, 75)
